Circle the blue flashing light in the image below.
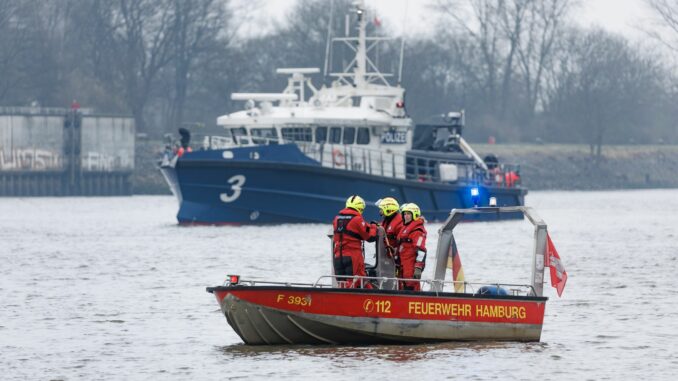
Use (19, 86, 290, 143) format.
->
(470, 187, 479, 197)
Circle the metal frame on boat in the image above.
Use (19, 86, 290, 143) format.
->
(207, 206, 553, 345)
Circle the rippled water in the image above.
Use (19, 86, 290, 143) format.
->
(1, 190, 677, 380)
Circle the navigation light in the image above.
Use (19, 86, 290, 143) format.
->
(228, 274, 240, 285)
(471, 187, 480, 207)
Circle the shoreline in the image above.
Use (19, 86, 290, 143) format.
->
(474, 144, 678, 190)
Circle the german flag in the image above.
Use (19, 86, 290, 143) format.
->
(447, 237, 465, 293)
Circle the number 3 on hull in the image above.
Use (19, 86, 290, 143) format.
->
(220, 175, 246, 203)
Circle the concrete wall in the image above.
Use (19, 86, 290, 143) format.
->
(0, 114, 136, 173)
(81, 116, 135, 172)
(0, 112, 135, 196)
(0, 115, 64, 171)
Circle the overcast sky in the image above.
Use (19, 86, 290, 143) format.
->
(375, 0, 655, 38)
(253, 0, 658, 41)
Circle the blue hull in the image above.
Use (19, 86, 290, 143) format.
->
(160, 145, 526, 224)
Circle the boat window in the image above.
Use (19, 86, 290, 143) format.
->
(343, 127, 356, 144)
(251, 128, 278, 144)
(329, 127, 342, 144)
(281, 127, 312, 142)
(357, 127, 370, 145)
(217, 128, 232, 138)
(231, 127, 249, 145)
(315, 126, 328, 143)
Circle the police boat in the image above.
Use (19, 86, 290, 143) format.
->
(160, 1, 526, 225)
(206, 207, 566, 345)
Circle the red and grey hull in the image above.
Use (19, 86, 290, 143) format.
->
(207, 286, 547, 345)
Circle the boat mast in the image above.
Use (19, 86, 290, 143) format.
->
(354, 0, 367, 88)
(323, 0, 334, 81)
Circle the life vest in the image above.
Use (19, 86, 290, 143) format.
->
(397, 218, 427, 262)
(505, 171, 520, 188)
(332, 208, 376, 258)
(381, 213, 404, 246)
(335, 214, 363, 241)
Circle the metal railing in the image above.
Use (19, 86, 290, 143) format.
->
(223, 275, 535, 296)
(0, 106, 96, 116)
(295, 141, 492, 184)
(192, 134, 522, 188)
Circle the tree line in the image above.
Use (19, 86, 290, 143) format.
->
(1, 0, 677, 157)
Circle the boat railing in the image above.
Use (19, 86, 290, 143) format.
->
(191, 134, 522, 188)
(295, 142, 523, 188)
(294, 141, 497, 184)
(224, 275, 534, 296)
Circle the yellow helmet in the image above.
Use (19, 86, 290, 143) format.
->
(401, 203, 421, 221)
(345, 195, 366, 214)
(376, 197, 400, 217)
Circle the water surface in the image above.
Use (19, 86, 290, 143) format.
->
(1, 190, 677, 379)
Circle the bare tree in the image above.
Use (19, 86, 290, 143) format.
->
(0, 0, 35, 101)
(87, 0, 176, 133)
(645, 0, 678, 52)
(166, 0, 232, 131)
(545, 29, 664, 158)
(515, 0, 572, 121)
(434, 0, 505, 115)
(498, 0, 531, 117)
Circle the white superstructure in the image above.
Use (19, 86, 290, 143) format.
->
(208, 1, 413, 176)
(204, 0, 491, 181)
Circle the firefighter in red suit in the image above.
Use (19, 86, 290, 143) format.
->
(396, 203, 427, 291)
(333, 195, 380, 288)
(376, 197, 403, 271)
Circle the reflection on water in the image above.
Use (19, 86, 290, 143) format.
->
(1, 190, 677, 380)
(222, 342, 457, 362)
(219, 340, 538, 363)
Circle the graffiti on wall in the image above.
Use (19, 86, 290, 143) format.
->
(82, 151, 133, 171)
(0, 149, 133, 172)
(0, 149, 62, 170)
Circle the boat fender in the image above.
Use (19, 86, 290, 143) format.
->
(332, 148, 345, 167)
(475, 285, 508, 296)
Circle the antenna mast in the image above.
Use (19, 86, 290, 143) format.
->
(397, 0, 409, 85)
(354, 0, 367, 87)
(323, 0, 335, 80)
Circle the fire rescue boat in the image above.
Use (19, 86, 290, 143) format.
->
(207, 206, 565, 345)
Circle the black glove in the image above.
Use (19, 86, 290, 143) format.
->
(413, 267, 422, 279)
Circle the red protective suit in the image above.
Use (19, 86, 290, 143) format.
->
(505, 171, 520, 187)
(381, 212, 404, 246)
(381, 213, 404, 268)
(396, 218, 427, 291)
(333, 208, 377, 288)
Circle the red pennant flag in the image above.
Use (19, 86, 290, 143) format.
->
(545, 233, 567, 297)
